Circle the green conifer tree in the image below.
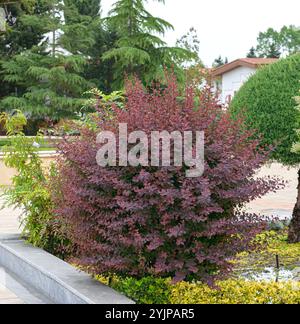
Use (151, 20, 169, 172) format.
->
(212, 55, 228, 67)
(0, 0, 50, 99)
(64, 0, 100, 18)
(102, 0, 194, 88)
(0, 0, 93, 120)
(0, 0, 49, 56)
(247, 47, 257, 58)
(63, 0, 118, 93)
(61, 0, 99, 55)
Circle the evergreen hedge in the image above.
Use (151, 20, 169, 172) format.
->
(230, 54, 300, 165)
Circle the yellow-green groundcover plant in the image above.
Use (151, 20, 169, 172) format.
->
(171, 280, 300, 304)
(97, 275, 300, 304)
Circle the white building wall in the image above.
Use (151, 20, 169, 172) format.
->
(221, 66, 257, 104)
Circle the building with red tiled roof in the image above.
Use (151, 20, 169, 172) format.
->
(211, 58, 278, 105)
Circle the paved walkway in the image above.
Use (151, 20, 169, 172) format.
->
(0, 195, 25, 304)
(0, 284, 23, 304)
(0, 194, 22, 237)
(0, 266, 49, 304)
(245, 163, 298, 219)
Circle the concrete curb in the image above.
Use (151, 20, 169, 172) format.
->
(0, 238, 134, 304)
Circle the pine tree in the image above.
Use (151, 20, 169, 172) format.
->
(213, 55, 228, 67)
(0, 1, 52, 101)
(247, 47, 257, 58)
(61, 0, 99, 55)
(63, 0, 118, 93)
(84, 24, 118, 93)
(0, 0, 93, 120)
(64, 0, 100, 18)
(1, 47, 92, 119)
(0, 0, 49, 57)
(102, 0, 194, 88)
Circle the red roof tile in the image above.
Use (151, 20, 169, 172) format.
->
(211, 58, 278, 77)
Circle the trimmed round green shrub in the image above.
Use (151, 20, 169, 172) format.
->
(230, 54, 300, 165)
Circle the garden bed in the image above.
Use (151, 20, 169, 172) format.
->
(94, 230, 300, 304)
(2, 82, 300, 305)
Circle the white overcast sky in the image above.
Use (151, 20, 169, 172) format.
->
(101, 0, 300, 66)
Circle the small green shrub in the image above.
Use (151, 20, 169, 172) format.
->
(233, 230, 300, 274)
(103, 276, 171, 304)
(171, 280, 300, 304)
(0, 139, 11, 148)
(97, 274, 300, 304)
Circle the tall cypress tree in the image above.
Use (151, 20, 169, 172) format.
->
(102, 0, 194, 88)
(0, 0, 94, 120)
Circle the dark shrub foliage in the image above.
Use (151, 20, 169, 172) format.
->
(53, 76, 282, 283)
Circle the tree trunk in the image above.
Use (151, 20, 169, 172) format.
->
(288, 168, 300, 243)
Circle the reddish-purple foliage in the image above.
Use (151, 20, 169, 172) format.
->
(53, 76, 283, 283)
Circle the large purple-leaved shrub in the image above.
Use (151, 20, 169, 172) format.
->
(53, 77, 283, 283)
